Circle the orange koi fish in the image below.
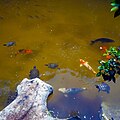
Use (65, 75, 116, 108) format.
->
(79, 59, 96, 74)
(15, 49, 33, 56)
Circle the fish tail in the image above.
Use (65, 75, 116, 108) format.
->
(85, 64, 96, 74)
(90, 41, 95, 45)
(92, 70, 97, 74)
(80, 64, 83, 67)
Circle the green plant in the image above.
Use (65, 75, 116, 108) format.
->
(111, 0, 120, 18)
(96, 46, 120, 83)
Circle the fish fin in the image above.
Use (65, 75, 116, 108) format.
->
(80, 64, 83, 67)
(3, 44, 6, 46)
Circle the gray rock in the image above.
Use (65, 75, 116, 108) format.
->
(0, 78, 58, 120)
(101, 102, 120, 120)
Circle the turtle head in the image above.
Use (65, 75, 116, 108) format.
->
(33, 66, 36, 69)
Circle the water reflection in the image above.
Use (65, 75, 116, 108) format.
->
(0, 0, 120, 119)
(48, 92, 102, 120)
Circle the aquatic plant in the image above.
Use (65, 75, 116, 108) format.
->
(111, 0, 120, 18)
(96, 46, 120, 82)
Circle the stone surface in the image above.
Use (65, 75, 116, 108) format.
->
(0, 78, 58, 120)
(101, 102, 120, 120)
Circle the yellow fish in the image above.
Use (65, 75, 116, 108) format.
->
(79, 59, 96, 74)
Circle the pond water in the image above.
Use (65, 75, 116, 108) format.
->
(0, 0, 120, 119)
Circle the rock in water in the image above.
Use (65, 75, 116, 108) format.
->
(29, 66, 40, 79)
(101, 102, 120, 120)
(0, 78, 55, 120)
(95, 83, 110, 93)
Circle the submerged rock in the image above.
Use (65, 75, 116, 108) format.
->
(0, 78, 56, 120)
(101, 102, 120, 120)
(0, 78, 89, 120)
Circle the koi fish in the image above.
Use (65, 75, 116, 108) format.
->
(79, 59, 96, 74)
(15, 49, 33, 56)
(90, 38, 115, 45)
(58, 87, 87, 94)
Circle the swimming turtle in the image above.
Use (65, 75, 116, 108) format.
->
(58, 87, 87, 94)
(29, 66, 40, 79)
(3, 41, 16, 47)
(45, 63, 59, 69)
(95, 82, 110, 94)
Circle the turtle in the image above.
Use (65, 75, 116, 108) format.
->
(3, 41, 16, 47)
(95, 82, 110, 94)
(45, 63, 59, 69)
(29, 66, 40, 79)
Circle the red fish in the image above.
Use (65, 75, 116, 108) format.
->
(15, 49, 33, 56)
(79, 59, 96, 74)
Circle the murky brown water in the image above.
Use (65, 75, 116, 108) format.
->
(0, 0, 120, 119)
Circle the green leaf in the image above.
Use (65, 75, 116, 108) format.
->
(96, 72, 101, 77)
(111, 6, 119, 12)
(103, 53, 107, 56)
(98, 66, 104, 70)
(111, 3, 117, 6)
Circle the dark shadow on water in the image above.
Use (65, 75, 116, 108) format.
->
(48, 93, 102, 120)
